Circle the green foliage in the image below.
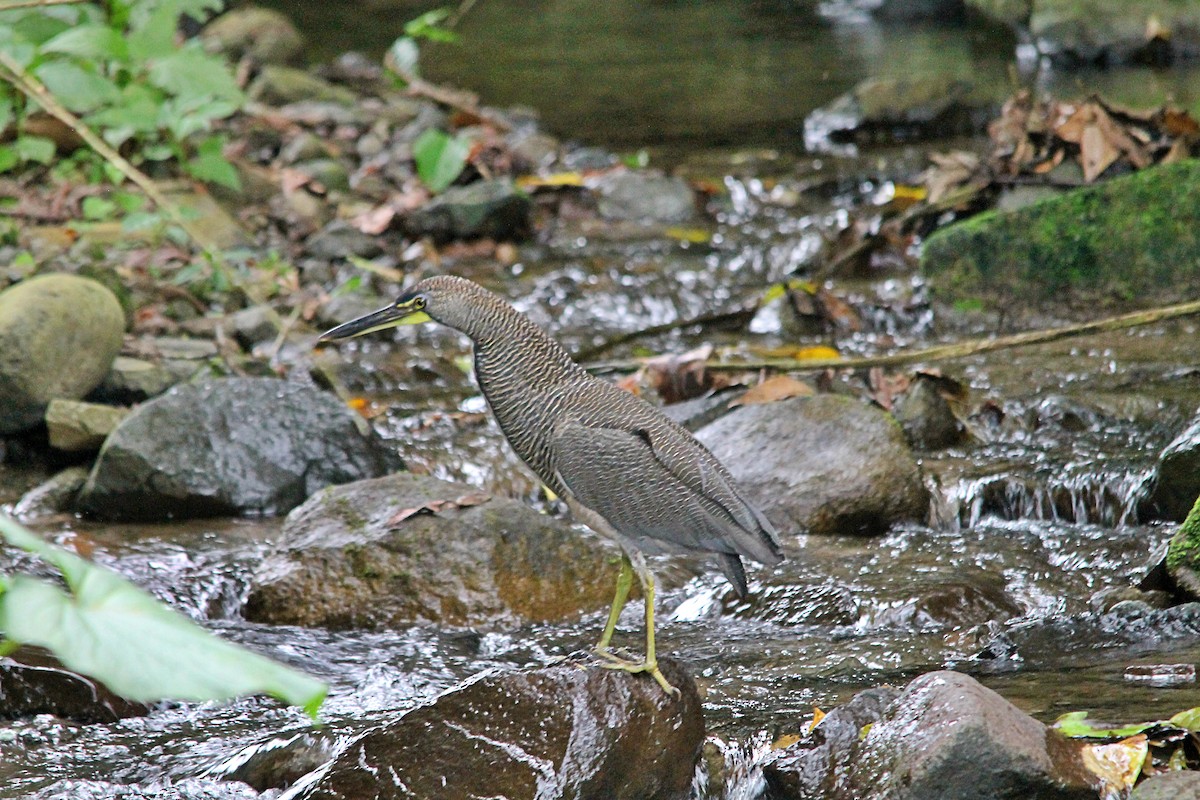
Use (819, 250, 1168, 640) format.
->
(0, 0, 243, 190)
(386, 7, 459, 79)
(0, 514, 326, 718)
(413, 127, 472, 193)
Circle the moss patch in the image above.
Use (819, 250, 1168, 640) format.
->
(920, 159, 1200, 311)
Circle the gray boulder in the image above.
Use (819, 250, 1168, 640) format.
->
(298, 657, 702, 800)
(77, 377, 399, 520)
(594, 171, 696, 223)
(0, 274, 125, 434)
(1132, 771, 1200, 800)
(695, 395, 929, 536)
(244, 473, 622, 629)
(201, 6, 305, 65)
(402, 179, 532, 243)
(765, 671, 1096, 800)
(1142, 413, 1200, 522)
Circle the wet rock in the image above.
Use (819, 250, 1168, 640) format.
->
(804, 76, 988, 152)
(402, 179, 532, 243)
(1131, 770, 1200, 800)
(304, 220, 385, 261)
(201, 6, 305, 65)
(1166, 497, 1200, 601)
(11, 466, 90, 519)
(300, 657, 702, 800)
(892, 374, 966, 450)
(0, 274, 125, 434)
(1143, 413, 1200, 522)
(44, 399, 128, 452)
(226, 306, 282, 350)
(508, 129, 560, 171)
(1029, 1, 1200, 65)
(94, 356, 176, 403)
(248, 65, 358, 107)
(76, 377, 400, 521)
(244, 473, 621, 629)
(695, 395, 929, 536)
(279, 132, 331, 165)
(594, 171, 697, 223)
(1089, 585, 1173, 614)
(922, 160, 1200, 313)
(220, 733, 335, 792)
(846, 671, 1095, 800)
(0, 647, 151, 722)
(292, 158, 351, 193)
(762, 686, 900, 798)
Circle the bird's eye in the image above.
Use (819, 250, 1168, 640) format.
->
(414, 296, 427, 309)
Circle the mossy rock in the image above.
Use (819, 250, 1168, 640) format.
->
(1167, 495, 1200, 600)
(921, 159, 1200, 313)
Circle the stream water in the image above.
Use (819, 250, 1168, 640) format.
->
(6, 2, 1200, 798)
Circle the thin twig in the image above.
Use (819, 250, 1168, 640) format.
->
(0, 0, 86, 9)
(583, 298, 1200, 374)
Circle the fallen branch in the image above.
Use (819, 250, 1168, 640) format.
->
(0, 0, 86, 9)
(583, 297, 1200, 374)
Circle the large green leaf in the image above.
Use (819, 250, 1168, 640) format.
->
(40, 24, 128, 63)
(33, 60, 121, 113)
(126, 0, 181, 61)
(0, 516, 326, 718)
(413, 128, 471, 193)
(147, 47, 242, 104)
(1054, 711, 1155, 739)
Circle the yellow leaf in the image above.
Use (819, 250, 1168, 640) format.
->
(809, 706, 827, 733)
(772, 733, 802, 750)
(515, 172, 584, 189)
(664, 227, 711, 244)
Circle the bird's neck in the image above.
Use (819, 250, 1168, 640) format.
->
(470, 314, 582, 398)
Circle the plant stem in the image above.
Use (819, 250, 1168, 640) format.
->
(0, 0, 86, 10)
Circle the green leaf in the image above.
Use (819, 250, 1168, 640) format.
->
(413, 128, 471, 193)
(404, 8, 459, 43)
(34, 60, 121, 113)
(40, 24, 128, 62)
(82, 195, 117, 220)
(127, 0, 181, 61)
(1054, 711, 1155, 739)
(14, 135, 54, 164)
(185, 135, 240, 190)
(1168, 707, 1200, 731)
(148, 47, 243, 104)
(0, 515, 327, 718)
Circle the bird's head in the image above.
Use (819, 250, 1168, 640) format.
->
(318, 275, 490, 343)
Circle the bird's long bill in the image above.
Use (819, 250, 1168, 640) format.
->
(318, 300, 432, 342)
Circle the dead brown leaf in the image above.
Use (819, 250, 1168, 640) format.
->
(387, 492, 492, 527)
(867, 368, 910, 410)
(351, 204, 396, 235)
(730, 375, 814, 407)
(643, 344, 729, 405)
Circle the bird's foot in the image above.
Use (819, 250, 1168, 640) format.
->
(595, 650, 680, 697)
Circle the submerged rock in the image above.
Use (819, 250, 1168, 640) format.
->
(766, 671, 1096, 800)
(695, 395, 929, 536)
(244, 473, 621, 629)
(921, 159, 1200, 313)
(298, 657, 702, 800)
(0, 274, 125, 434)
(77, 378, 399, 520)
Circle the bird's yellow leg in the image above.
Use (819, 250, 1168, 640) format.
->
(594, 555, 634, 659)
(598, 554, 680, 697)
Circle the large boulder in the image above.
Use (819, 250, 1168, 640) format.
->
(77, 378, 399, 520)
(1141, 412, 1200, 522)
(298, 657, 703, 800)
(695, 395, 929, 536)
(0, 274, 125, 434)
(244, 473, 622, 629)
(765, 671, 1097, 800)
(1029, 1, 1200, 65)
(401, 179, 532, 243)
(921, 159, 1200, 313)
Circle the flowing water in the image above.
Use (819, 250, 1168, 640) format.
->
(8, 2, 1200, 797)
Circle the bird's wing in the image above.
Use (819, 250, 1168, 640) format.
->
(550, 419, 780, 565)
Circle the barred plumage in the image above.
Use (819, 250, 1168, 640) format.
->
(320, 274, 784, 694)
